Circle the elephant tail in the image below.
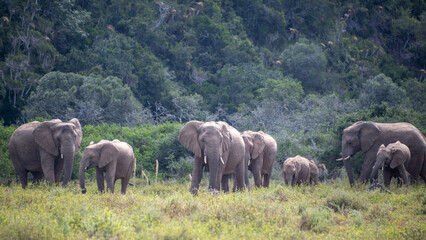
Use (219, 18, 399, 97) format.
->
(132, 157, 136, 188)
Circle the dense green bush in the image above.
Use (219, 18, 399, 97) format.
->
(0, 122, 16, 182)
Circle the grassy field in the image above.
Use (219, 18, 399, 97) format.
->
(0, 179, 425, 239)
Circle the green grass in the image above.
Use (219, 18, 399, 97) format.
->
(0, 179, 425, 239)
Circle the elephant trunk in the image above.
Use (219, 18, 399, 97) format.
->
(205, 148, 220, 192)
(61, 141, 75, 186)
(343, 159, 354, 186)
(283, 170, 293, 186)
(79, 160, 88, 193)
(370, 158, 384, 183)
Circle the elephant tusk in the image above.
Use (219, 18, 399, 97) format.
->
(248, 159, 250, 166)
(61, 153, 63, 159)
(220, 157, 224, 165)
(336, 156, 351, 161)
(204, 155, 207, 164)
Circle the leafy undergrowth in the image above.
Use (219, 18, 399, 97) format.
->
(0, 179, 425, 239)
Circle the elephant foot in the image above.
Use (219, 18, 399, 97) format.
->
(207, 188, 220, 195)
(81, 188, 87, 194)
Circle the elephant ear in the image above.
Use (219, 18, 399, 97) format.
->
(98, 142, 119, 168)
(178, 121, 203, 158)
(390, 143, 409, 169)
(218, 122, 232, 153)
(68, 118, 82, 150)
(252, 132, 265, 159)
(359, 122, 381, 152)
(34, 120, 60, 156)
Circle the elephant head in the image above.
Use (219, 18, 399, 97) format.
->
(370, 141, 410, 180)
(337, 121, 381, 185)
(34, 118, 82, 185)
(178, 121, 231, 192)
(79, 140, 119, 192)
(242, 131, 265, 167)
(283, 161, 297, 186)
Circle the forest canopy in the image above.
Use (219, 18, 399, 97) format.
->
(0, 0, 425, 181)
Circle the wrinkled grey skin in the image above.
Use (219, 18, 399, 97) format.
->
(9, 118, 82, 188)
(242, 131, 277, 188)
(309, 160, 319, 185)
(79, 140, 136, 194)
(338, 121, 426, 185)
(178, 121, 245, 194)
(370, 141, 411, 187)
(282, 156, 311, 186)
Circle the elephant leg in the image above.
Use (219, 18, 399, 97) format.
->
(121, 176, 131, 194)
(17, 170, 28, 189)
(54, 158, 65, 183)
(96, 168, 105, 193)
(221, 175, 230, 192)
(106, 168, 115, 193)
(40, 151, 56, 183)
(383, 169, 392, 187)
(251, 169, 262, 188)
(32, 172, 43, 184)
(234, 162, 245, 191)
(360, 150, 378, 183)
(262, 173, 271, 188)
(190, 157, 203, 194)
(396, 165, 408, 185)
(291, 175, 296, 186)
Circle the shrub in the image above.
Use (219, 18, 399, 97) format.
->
(300, 207, 333, 233)
(326, 189, 367, 213)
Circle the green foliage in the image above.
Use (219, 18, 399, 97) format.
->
(280, 38, 327, 91)
(215, 63, 283, 112)
(0, 122, 16, 182)
(257, 77, 304, 108)
(359, 73, 407, 108)
(24, 72, 148, 126)
(326, 189, 367, 213)
(0, 0, 425, 180)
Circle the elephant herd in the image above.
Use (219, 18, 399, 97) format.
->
(9, 119, 135, 194)
(8, 119, 426, 195)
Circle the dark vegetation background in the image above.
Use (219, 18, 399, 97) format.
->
(0, 0, 425, 183)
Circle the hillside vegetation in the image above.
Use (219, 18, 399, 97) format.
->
(0, 2, 425, 184)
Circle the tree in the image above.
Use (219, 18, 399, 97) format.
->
(24, 72, 151, 126)
(280, 38, 327, 91)
(358, 73, 407, 108)
(216, 63, 283, 112)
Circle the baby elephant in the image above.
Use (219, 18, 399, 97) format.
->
(370, 141, 410, 187)
(79, 140, 136, 194)
(283, 156, 318, 186)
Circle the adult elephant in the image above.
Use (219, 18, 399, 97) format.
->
(242, 131, 277, 188)
(337, 121, 426, 185)
(9, 118, 82, 188)
(79, 140, 136, 194)
(178, 121, 245, 194)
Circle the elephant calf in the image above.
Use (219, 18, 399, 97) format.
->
(370, 141, 411, 187)
(283, 156, 318, 186)
(242, 131, 277, 188)
(79, 139, 136, 194)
